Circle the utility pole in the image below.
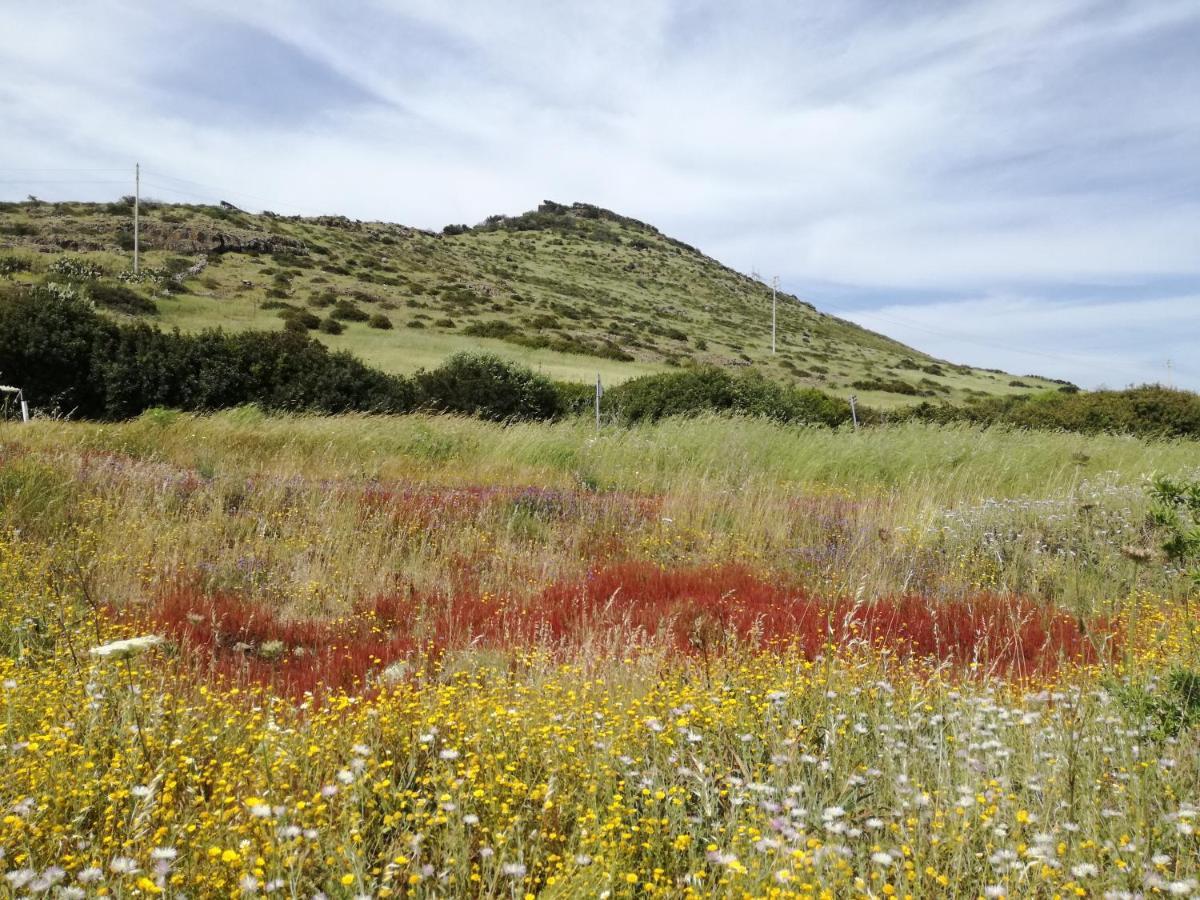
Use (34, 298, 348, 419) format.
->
(771, 275, 778, 354)
(849, 395, 859, 431)
(1167, 358, 1173, 388)
(133, 162, 140, 275)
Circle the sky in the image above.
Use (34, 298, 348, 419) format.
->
(2, 0, 1198, 389)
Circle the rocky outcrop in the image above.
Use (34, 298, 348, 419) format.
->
(22, 214, 307, 256)
(136, 222, 307, 255)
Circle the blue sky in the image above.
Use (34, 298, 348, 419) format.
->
(3, 0, 1197, 389)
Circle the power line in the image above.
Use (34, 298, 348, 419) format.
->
(0, 178, 128, 185)
(0, 167, 127, 173)
(142, 169, 326, 217)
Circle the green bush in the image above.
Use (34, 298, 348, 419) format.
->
(49, 256, 104, 280)
(0, 285, 417, 419)
(368, 313, 393, 330)
(0, 254, 32, 276)
(331, 299, 370, 322)
(852, 378, 926, 396)
(281, 309, 320, 331)
(86, 281, 158, 315)
(554, 381, 597, 416)
(902, 385, 1200, 439)
(604, 367, 852, 427)
(415, 353, 562, 421)
(318, 317, 344, 335)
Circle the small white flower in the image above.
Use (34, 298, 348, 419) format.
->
(439, 748, 460, 761)
(5, 870, 34, 889)
(109, 856, 139, 875)
(151, 847, 177, 861)
(462, 814, 479, 825)
(871, 852, 894, 866)
(1070, 863, 1098, 878)
(76, 867, 103, 884)
(501, 862, 526, 877)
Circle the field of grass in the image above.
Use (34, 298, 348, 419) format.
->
(2, 412, 1200, 897)
(0, 199, 1068, 406)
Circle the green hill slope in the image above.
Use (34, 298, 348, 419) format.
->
(0, 198, 1068, 407)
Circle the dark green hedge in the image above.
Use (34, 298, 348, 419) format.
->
(899, 386, 1200, 439)
(602, 367, 853, 427)
(0, 287, 416, 419)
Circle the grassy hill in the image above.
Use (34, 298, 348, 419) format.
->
(0, 197, 1069, 408)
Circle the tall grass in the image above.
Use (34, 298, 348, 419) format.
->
(8, 409, 1196, 498)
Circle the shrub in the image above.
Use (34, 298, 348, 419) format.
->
(0, 285, 113, 416)
(415, 353, 562, 421)
(86, 281, 157, 315)
(49, 256, 103, 280)
(368, 313, 393, 330)
(0, 285, 418, 419)
(0, 254, 32, 276)
(463, 320, 518, 339)
(331, 299, 370, 322)
(851, 378, 925, 396)
(605, 367, 852, 427)
(281, 309, 321, 331)
(554, 381, 596, 416)
(903, 385, 1200, 439)
(318, 317, 344, 335)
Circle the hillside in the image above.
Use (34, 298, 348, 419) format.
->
(0, 198, 1069, 408)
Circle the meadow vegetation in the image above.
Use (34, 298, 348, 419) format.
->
(2, 411, 1200, 897)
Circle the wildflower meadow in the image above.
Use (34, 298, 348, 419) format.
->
(2, 411, 1199, 898)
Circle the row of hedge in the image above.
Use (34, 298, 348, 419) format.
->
(3, 286, 1197, 437)
(897, 387, 1200, 440)
(0, 287, 854, 426)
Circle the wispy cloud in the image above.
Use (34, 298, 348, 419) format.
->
(1, 0, 1197, 387)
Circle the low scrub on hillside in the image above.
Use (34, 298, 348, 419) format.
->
(603, 367, 854, 427)
(902, 386, 1200, 439)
